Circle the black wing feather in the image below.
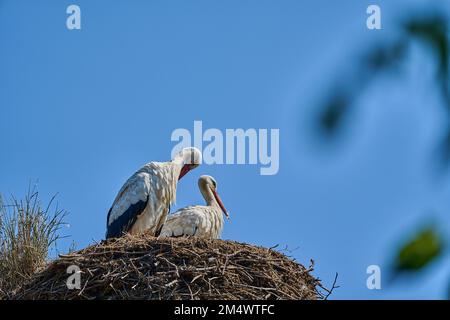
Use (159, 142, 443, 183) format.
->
(105, 196, 149, 239)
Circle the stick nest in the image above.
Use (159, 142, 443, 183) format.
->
(12, 234, 321, 300)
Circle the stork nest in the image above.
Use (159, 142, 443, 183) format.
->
(12, 234, 323, 300)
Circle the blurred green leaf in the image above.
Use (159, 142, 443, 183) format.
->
(405, 15, 450, 168)
(317, 41, 406, 138)
(394, 227, 444, 272)
(405, 15, 449, 80)
(363, 41, 407, 72)
(438, 128, 450, 167)
(318, 93, 350, 135)
(447, 279, 450, 300)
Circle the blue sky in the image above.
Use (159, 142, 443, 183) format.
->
(1, 0, 450, 299)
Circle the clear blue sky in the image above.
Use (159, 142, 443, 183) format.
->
(1, 0, 449, 299)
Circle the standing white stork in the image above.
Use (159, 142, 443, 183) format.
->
(105, 147, 202, 239)
(159, 175, 229, 239)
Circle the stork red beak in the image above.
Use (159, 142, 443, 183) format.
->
(211, 187, 229, 219)
(179, 164, 191, 180)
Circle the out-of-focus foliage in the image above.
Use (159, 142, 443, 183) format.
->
(394, 227, 444, 273)
(319, 93, 350, 136)
(447, 280, 450, 300)
(318, 39, 407, 136)
(311, 11, 450, 297)
(404, 15, 450, 165)
(316, 14, 450, 164)
(363, 41, 407, 72)
(406, 16, 449, 82)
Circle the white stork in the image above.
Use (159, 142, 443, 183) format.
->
(105, 147, 202, 239)
(159, 175, 229, 239)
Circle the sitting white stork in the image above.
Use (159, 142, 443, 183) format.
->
(105, 147, 202, 239)
(159, 175, 229, 239)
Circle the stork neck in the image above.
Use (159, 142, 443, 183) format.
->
(200, 185, 219, 208)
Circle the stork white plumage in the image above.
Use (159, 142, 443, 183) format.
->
(159, 175, 229, 239)
(105, 147, 202, 239)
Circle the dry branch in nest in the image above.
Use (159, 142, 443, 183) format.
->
(12, 234, 322, 300)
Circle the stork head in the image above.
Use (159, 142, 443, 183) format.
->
(175, 147, 202, 180)
(199, 175, 229, 219)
